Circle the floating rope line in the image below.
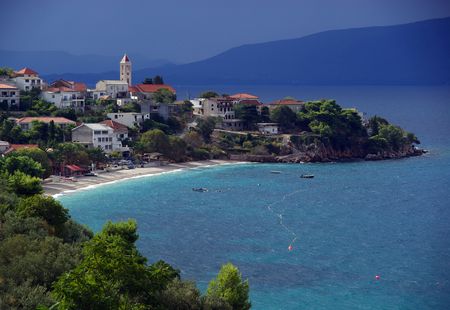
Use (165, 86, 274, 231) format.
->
(266, 189, 303, 251)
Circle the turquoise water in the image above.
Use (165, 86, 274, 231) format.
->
(59, 86, 450, 309)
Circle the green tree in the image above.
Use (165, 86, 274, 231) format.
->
(17, 195, 69, 228)
(1, 155, 44, 178)
(168, 136, 187, 162)
(196, 117, 216, 143)
(270, 106, 297, 131)
(6, 171, 43, 196)
(206, 263, 250, 310)
(143, 78, 153, 84)
(234, 104, 260, 129)
(9, 148, 52, 178)
(52, 220, 179, 309)
(139, 129, 171, 155)
(157, 279, 202, 310)
(199, 91, 219, 99)
(153, 88, 176, 104)
(153, 75, 164, 85)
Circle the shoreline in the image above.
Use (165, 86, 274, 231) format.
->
(45, 160, 246, 197)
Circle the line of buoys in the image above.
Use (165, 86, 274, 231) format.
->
(266, 189, 303, 251)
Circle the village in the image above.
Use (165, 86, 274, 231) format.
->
(0, 54, 311, 176)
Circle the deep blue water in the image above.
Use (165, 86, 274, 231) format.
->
(59, 86, 450, 309)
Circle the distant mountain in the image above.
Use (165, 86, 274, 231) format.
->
(0, 50, 172, 75)
(33, 17, 450, 85)
(132, 17, 449, 85)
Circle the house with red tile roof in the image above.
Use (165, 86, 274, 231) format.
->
(12, 67, 44, 91)
(229, 93, 259, 100)
(42, 80, 86, 110)
(0, 83, 20, 109)
(269, 98, 305, 113)
(15, 117, 76, 131)
(100, 120, 130, 154)
(130, 84, 176, 100)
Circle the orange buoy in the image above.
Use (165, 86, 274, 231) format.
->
(375, 275, 380, 280)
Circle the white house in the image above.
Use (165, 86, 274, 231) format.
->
(12, 68, 44, 91)
(0, 83, 20, 109)
(15, 116, 76, 131)
(106, 112, 150, 128)
(41, 83, 86, 110)
(191, 97, 245, 131)
(257, 123, 279, 135)
(72, 123, 115, 153)
(100, 120, 130, 154)
(94, 80, 129, 99)
(0, 141, 10, 154)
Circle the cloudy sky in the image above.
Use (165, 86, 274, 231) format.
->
(2, 0, 449, 63)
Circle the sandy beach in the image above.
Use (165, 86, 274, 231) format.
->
(44, 160, 242, 197)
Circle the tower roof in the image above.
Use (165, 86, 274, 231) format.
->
(120, 54, 130, 63)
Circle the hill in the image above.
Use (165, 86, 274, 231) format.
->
(41, 17, 450, 85)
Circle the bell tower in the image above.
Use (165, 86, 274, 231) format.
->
(120, 53, 132, 86)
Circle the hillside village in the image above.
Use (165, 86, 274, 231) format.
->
(0, 54, 423, 177)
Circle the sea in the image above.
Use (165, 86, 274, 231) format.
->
(58, 85, 450, 309)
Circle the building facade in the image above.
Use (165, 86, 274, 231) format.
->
(15, 117, 76, 131)
(0, 83, 20, 109)
(106, 112, 150, 128)
(100, 120, 130, 154)
(13, 68, 43, 91)
(71, 123, 114, 153)
(42, 80, 87, 111)
(95, 80, 129, 99)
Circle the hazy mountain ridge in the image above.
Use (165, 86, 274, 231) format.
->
(0, 50, 172, 75)
(33, 17, 450, 85)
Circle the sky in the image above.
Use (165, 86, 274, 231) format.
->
(1, 0, 450, 63)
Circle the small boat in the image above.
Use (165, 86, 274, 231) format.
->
(300, 174, 314, 179)
(270, 171, 282, 174)
(192, 187, 208, 192)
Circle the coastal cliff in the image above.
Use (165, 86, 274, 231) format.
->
(230, 141, 425, 163)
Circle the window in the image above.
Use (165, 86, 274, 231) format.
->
(102, 131, 108, 134)
(1, 92, 6, 96)
(11, 92, 15, 96)
(98, 138, 101, 142)
(109, 137, 112, 142)
(94, 131, 101, 135)
(25, 79, 29, 82)
(11, 100, 15, 104)
(114, 115, 118, 119)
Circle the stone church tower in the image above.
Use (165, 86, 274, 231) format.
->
(120, 54, 132, 86)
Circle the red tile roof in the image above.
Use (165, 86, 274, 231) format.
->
(237, 99, 262, 105)
(65, 164, 85, 172)
(15, 67, 38, 76)
(16, 117, 76, 124)
(0, 83, 18, 89)
(121, 54, 130, 63)
(128, 86, 139, 92)
(48, 80, 86, 92)
(46, 86, 76, 93)
(4, 144, 39, 154)
(229, 93, 259, 100)
(71, 82, 87, 92)
(271, 99, 304, 106)
(100, 120, 129, 132)
(133, 84, 176, 94)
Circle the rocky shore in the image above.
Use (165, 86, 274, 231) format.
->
(230, 143, 426, 163)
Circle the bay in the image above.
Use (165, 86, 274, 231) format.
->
(59, 86, 450, 309)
